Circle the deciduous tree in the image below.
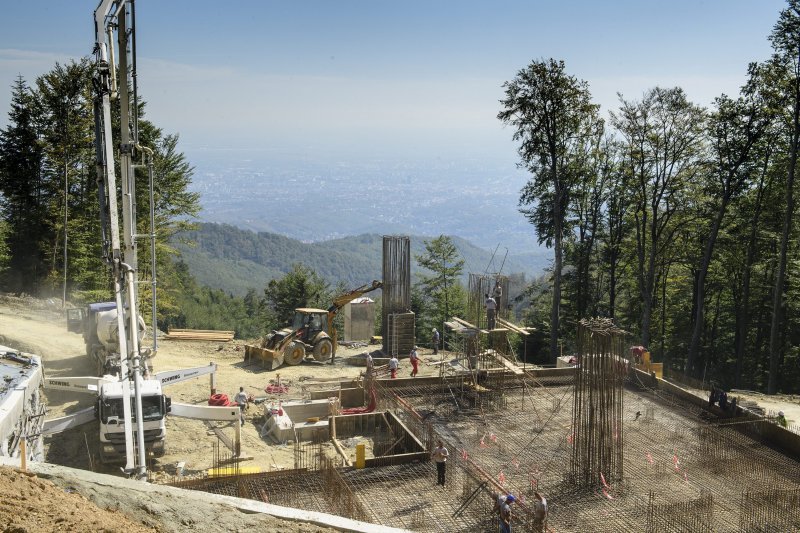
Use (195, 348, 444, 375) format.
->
(498, 58, 600, 361)
(612, 87, 706, 348)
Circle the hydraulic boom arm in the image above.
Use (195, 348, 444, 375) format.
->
(326, 280, 382, 353)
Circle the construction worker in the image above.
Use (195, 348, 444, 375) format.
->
(432, 328, 440, 355)
(432, 440, 449, 486)
(493, 280, 503, 315)
(776, 411, 788, 428)
(532, 491, 547, 532)
(365, 352, 374, 374)
(389, 354, 399, 379)
(234, 386, 248, 424)
(485, 293, 497, 330)
(499, 493, 515, 533)
(409, 346, 420, 377)
(491, 491, 508, 515)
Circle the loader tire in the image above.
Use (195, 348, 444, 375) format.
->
(284, 342, 305, 365)
(312, 338, 333, 362)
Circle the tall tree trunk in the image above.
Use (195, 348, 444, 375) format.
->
(709, 290, 722, 365)
(660, 261, 670, 367)
(608, 257, 617, 318)
(735, 160, 769, 387)
(576, 233, 586, 320)
(768, 94, 800, 394)
(686, 194, 730, 374)
(640, 218, 658, 348)
(551, 188, 563, 362)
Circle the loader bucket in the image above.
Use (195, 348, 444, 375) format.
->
(244, 344, 285, 370)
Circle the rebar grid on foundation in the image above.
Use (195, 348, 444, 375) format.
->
(382, 236, 411, 355)
(377, 373, 800, 531)
(168, 371, 800, 532)
(645, 490, 714, 533)
(739, 487, 800, 531)
(570, 318, 627, 487)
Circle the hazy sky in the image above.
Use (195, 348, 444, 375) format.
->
(0, 0, 787, 160)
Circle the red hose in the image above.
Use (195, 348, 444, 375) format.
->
(208, 393, 230, 406)
(341, 388, 377, 415)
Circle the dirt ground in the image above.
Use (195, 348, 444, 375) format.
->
(0, 294, 428, 531)
(0, 461, 353, 533)
(0, 466, 156, 533)
(0, 294, 445, 477)
(729, 390, 800, 427)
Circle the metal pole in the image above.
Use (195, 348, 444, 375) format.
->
(126, 267, 148, 480)
(63, 161, 68, 308)
(149, 155, 157, 355)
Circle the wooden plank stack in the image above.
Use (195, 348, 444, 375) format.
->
(165, 328, 234, 342)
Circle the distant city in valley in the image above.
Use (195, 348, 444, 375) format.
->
(183, 148, 544, 257)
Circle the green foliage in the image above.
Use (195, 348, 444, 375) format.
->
(0, 76, 47, 292)
(261, 264, 333, 332)
(0, 219, 9, 276)
(414, 235, 466, 342)
(496, 4, 800, 394)
(0, 60, 200, 317)
(158, 259, 261, 338)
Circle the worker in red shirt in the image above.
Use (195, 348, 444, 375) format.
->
(409, 347, 420, 377)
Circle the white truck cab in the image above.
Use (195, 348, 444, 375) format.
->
(96, 379, 169, 462)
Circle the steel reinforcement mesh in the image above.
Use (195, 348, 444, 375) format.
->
(170, 371, 800, 532)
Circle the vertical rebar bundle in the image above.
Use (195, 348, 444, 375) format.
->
(570, 318, 627, 487)
(382, 236, 411, 354)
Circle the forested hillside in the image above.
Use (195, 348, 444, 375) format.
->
(172, 223, 545, 296)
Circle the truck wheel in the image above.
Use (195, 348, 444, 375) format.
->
(312, 339, 333, 362)
(284, 342, 305, 365)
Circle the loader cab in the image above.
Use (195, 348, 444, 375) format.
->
(292, 309, 328, 343)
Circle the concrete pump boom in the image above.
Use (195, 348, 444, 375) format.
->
(92, 0, 147, 479)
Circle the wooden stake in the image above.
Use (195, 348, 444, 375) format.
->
(19, 437, 26, 472)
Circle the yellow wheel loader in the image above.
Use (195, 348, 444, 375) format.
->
(244, 281, 382, 370)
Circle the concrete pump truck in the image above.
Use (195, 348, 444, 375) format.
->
(41, 0, 239, 479)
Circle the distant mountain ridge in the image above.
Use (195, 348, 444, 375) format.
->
(173, 223, 548, 296)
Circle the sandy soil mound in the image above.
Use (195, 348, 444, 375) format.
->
(0, 466, 155, 532)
